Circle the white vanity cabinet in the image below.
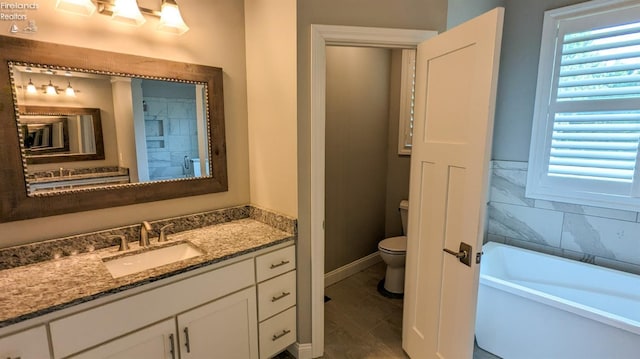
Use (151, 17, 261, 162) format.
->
(79, 287, 260, 359)
(0, 242, 296, 359)
(0, 325, 50, 359)
(255, 245, 297, 359)
(50, 258, 255, 358)
(178, 287, 258, 359)
(70, 319, 176, 359)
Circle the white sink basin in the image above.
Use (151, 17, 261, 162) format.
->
(103, 242, 203, 278)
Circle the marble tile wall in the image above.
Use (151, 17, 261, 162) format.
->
(487, 160, 640, 275)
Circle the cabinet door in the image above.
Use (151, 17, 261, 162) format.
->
(178, 287, 258, 359)
(70, 319, 177, 359)
(0, 326, 50, 359)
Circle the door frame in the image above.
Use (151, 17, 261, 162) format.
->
(309, 24, 437, 358)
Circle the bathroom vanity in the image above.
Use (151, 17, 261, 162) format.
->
(0, 210, 297, 359)
(0, 34, 298, 359)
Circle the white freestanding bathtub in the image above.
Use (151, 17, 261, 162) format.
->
(475, 242, 640, 359)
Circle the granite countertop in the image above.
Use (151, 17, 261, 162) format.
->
(0, 218, 295, 328)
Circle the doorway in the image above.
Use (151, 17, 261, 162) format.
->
(309, 25, 436, 358)
(324, 45, 408, 281)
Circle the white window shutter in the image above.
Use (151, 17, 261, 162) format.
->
(526, 0, 640, 211)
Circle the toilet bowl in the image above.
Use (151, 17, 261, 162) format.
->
(378, 200, 409, 296)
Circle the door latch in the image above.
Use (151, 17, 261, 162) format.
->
(443, 242, 472, 267)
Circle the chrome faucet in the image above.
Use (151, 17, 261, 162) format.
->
(140, 221, 152, 247)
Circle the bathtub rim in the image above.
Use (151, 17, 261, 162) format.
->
(479, 241, 640, 336)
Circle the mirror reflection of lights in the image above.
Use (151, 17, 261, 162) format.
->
(26, 79, 37, 94)
(23, 80, 79, 97)
(46, 81, 57, 96)
(66, 82, 76, 97)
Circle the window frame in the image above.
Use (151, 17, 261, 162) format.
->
(397, 49, 416, 155)
(526, 0, 640, 211)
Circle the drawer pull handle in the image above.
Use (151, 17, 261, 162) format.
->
(271, 291, 291, 302)
(169, 333, 176, 359)
(270, 260, 290, 269)
(184, 327, 191, 353)
(272, 329, 291, 341)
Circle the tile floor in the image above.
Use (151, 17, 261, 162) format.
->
(275, 261, 499, 358)
(324, 261, 499, 359)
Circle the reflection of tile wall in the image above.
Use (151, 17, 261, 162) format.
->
(144, 97, 198, 181)
(487, 160, 640, 275)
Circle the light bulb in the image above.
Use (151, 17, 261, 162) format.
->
(55, 0, 96, 16)
(26, 79, 37, 94)
(65, 82, 76, 97)
(112, 0, 146, 26)
(158, 0, 189, 35)
(46, 81, 57, 96)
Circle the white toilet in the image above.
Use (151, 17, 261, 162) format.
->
(378, 200, 409, 296)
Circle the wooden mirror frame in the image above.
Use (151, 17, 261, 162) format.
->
(0, 35, 228, 223)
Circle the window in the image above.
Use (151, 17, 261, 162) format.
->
(527, 0, 640, 211)
(398, 49, 416, 155)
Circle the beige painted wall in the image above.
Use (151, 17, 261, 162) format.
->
(385, 49, 412, 238)
(0, 0, 250, 247)
(324, 46, 391, 273)
(244, 0, 298, 218)
(324, 47, 411, 273)
(296, 0, 448, 344)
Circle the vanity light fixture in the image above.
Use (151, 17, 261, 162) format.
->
(55, 0, 97, 16)
(65, 81, 76, 97)
(111, 0, 146, 26)
(26, 79, 37, 94)
(158, 0, 189, 35)
(58, 0, 189, 34)
(46, 81, 58, 96)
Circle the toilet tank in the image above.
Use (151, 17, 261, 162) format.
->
(399, 200, 409, 235)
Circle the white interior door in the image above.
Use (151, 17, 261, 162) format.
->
(402, 8, 504, 359)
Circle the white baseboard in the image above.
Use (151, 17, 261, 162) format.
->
(324, 252, 382, 287)
(287, 342, 313, 359)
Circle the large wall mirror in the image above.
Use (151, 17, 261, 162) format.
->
(0, 35, 227, 222)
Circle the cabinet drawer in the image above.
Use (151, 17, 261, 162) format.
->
(256, 246, 296, 282)
(0, 326, 50, 359)
(258, 270, 296, 321)
(50, 259, 254, 359)
(259, 306, 296, 359)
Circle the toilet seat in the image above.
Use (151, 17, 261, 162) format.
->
(378, 236, 407, 254)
